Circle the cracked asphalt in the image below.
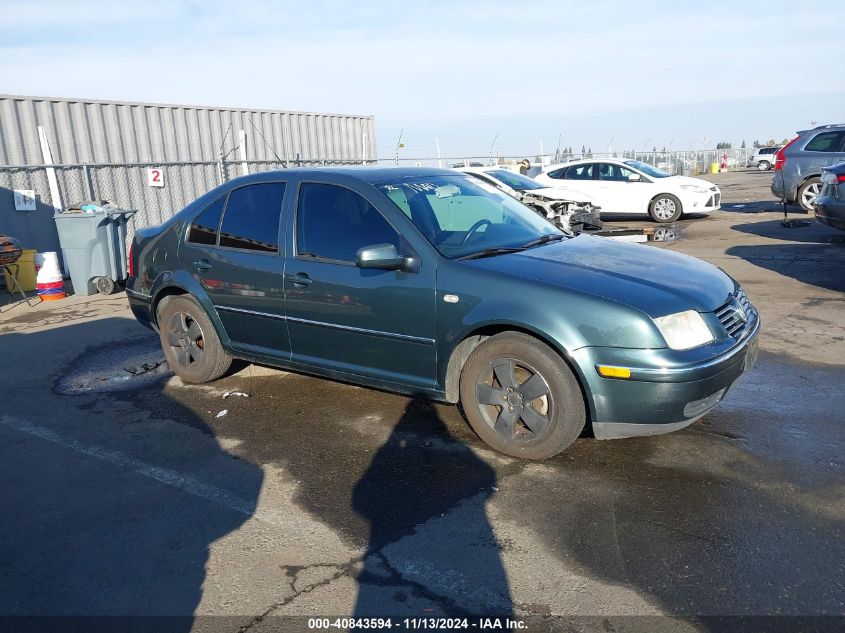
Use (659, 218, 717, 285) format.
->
(0, 170, 843, 632)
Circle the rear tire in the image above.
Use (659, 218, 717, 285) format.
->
(158, 295, 231, 383)
(459, 332, 585, 459)
(649, 194, 683, 223)
(797, 177, 822, 212)
(95, 276, 115, 295)
(757, 160, 771, 171)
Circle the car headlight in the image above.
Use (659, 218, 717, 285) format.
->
(680, 184, 709, 194)
(653, 310, 714, 350)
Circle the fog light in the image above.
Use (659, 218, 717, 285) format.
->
(597, 365, 632, 379)
(683, 388, 726, 418)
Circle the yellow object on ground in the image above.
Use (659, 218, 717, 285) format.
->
(710, 163, 719, 174)
(3, 249, 37, 292)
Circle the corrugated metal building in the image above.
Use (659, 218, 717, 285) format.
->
(0, 94, 377, 257)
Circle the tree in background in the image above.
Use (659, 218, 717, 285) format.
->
(741, 140, 746, 149)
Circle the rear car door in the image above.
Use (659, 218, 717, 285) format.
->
(178, 180, 290, 357)
(805, 131, 845, 169)
(284, 180, 437, 389)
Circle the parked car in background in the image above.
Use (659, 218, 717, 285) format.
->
(747, 146, 781, 171)
(771, 124, 845, 212)
(126, 167, 759, 459)
(535, 159, 721, 223)
(813, 162, 845, 231)
(458, 166, 602, 233)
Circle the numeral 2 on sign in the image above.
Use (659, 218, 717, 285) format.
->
(147, 168, 164, 188)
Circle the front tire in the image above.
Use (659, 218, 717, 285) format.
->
(158, 295, 231, 383)
(797, 177, 821, 212)
(459, 332, 585, 459)
(757, 160, 771, 171)
(649, 194, 683, 223)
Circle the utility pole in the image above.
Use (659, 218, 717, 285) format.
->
(436, 137, 443, 169)
(488, 132, 498, 166)
(394, 129, 404, 166)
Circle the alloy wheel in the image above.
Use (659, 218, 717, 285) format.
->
(475, 357, 553, 443)
(653, 198, 677, 220)
(165, 311, 205, 369)
(801, 183, 821, 210)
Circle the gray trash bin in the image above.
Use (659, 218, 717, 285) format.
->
(53, 201, 137, 296)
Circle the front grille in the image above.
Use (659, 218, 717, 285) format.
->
(704, 192, 721, 207)
(715, 289, 757, 339)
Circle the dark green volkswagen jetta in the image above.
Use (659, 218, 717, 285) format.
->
(126, 167, 759, 459)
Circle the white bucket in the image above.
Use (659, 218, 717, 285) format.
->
(36, 251, 66, 300)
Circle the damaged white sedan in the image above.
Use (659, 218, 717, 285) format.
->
(458, 167, 602, 234)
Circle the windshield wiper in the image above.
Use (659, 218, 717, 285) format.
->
(519, 233, 567, 249)
(458, 234, 566, 261)
(457, 246, 526, 261)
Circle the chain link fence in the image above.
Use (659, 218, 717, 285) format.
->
(1, 148, 752, 271)
(0, 157, 375, 258)
(379, 148, 754, 175)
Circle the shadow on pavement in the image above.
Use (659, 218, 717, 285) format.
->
(0, 318, 263, 632)
(351, 399, 512, 617)
(726, 220, 845, 292)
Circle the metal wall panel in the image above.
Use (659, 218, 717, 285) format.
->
(0, 94, 377, 265)
(0, 94, 376, 166)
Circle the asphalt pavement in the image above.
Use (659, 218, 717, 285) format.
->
(0, 170, 843, 632)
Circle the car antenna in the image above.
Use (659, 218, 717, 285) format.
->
(247, 117, 288, 168)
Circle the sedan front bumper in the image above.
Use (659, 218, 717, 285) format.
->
(573, 317, 760, 439)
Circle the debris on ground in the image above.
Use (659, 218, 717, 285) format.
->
(216, 410, 228, 418)
(223, 391, 249, 399)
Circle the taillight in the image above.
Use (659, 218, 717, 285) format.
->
(774, 136, 799, 170)
(839, 175, 845, 184)
(128, 244, 134, 278)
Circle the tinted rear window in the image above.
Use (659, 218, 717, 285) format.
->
(219, 182, 286, 252)
(188, 196, 226, 245)
(804, 131, 845, 153)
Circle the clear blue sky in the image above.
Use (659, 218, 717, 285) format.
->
(1, 0, 842, 159)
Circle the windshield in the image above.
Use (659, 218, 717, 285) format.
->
(485, 169, 545, 191)
(624, 160, 671, 178)
(378, 174, 563, 259)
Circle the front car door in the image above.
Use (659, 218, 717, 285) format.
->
(596, 162, 651, 214)
(283, 177, 437, 390)
(178, 179, 291, 357)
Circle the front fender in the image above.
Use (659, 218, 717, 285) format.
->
(435, 260, 663, 396)
(150, 269, 234, 349)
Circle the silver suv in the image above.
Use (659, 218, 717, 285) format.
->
(771, 124, 845, 212)
(747, 146, 780, 171)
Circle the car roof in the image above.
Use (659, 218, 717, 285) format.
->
(222, 165, 463, 186)
(798, 123, 845, 135)
(541, 158, 631, 172)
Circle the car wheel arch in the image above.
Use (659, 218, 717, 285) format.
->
(442, 324, 593, 430)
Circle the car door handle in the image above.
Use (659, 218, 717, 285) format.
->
(193, 259, 212, 271)
(290, 272, 312, 287)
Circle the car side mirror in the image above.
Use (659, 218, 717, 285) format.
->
(355, 243, 410, 271)
(627, 173, 642, 182)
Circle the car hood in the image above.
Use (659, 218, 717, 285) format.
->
(522, 187, 594, 203)
(467, 234, 734, 316)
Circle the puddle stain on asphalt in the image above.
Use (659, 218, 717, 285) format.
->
(54, 334, 170, 395)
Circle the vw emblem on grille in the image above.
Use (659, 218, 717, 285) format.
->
(732, 300, 748, 323)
